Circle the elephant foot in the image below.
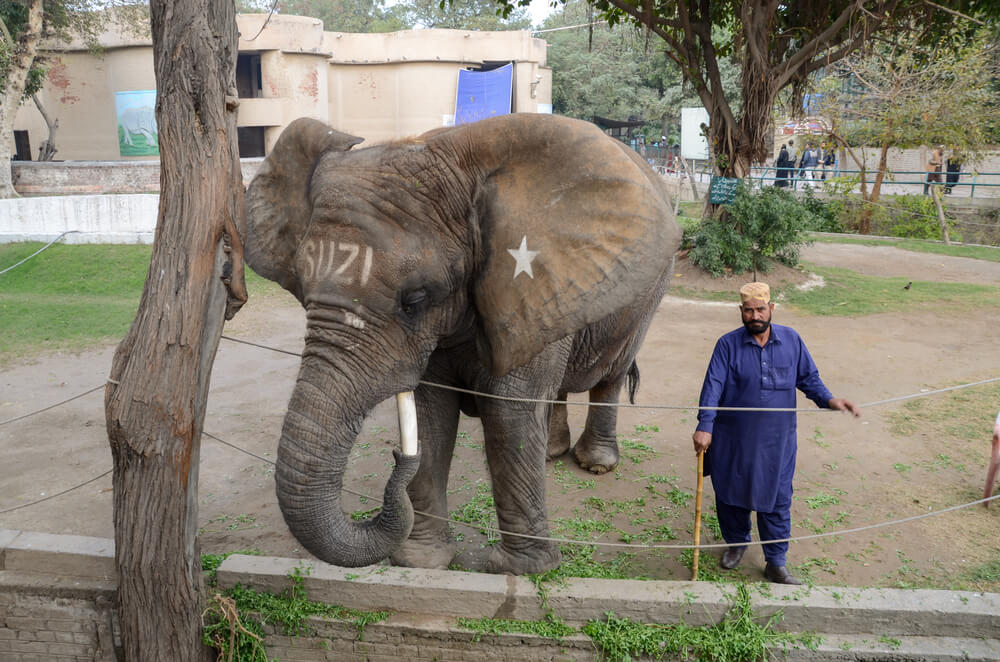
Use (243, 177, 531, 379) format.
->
(547, 424, 571, 460)
(572, 439, 619, 475)
(390, 535, 456, 570)
(485, 541, 561, 575)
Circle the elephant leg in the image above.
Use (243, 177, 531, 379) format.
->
(572, 379, 623, 474)
(547, 393, 571, 459)
(480, 395, 561, 574)
(390, 377, 460, 570)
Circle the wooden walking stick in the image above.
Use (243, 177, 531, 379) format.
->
(692, 451, 704, 580)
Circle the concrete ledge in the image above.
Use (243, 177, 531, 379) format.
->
(216, 554, 545, 620)
(2, 532, 999, 652)
(1, 531, 115, 580)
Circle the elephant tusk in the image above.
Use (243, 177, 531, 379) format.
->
(396, 391, 419, 456)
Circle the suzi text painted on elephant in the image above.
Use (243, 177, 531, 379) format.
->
(299, 239, 374, 286)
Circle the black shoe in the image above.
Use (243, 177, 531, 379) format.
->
(764, 563, 803, 585)
(720, 546, 746, 570)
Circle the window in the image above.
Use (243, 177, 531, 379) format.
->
(13, 131, 31, 161)
(236, 53, 262, 99)
(238, 126, 267, 158)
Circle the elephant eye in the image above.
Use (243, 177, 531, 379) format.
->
(400, 289, 428, 319)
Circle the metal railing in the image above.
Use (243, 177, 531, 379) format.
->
(747, 167, 1000, 198)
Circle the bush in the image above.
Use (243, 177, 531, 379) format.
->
(800, 188, 844, 233)
(690, 183, 813, 277)
(676, 215, 701, 250)
(868, 194, 962, 241)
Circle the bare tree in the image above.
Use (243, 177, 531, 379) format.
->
(500, 0, 993, 200)
(820, 27, 999, 233)
(32, 94, 56, 160)
(103, 0, 246, 657)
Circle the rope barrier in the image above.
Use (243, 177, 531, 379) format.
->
(4, 423, 998, 551)
(0, 384, 105, 426)
(201, 428, 1000, 551)
(0, 469, 112, 515)
(0, 231, 79, 275)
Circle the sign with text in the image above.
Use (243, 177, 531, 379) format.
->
(709, 176, 739, 205)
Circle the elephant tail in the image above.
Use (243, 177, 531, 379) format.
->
(627, 360, 640, 405)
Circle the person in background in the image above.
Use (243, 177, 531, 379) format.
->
(945, 149, 962, 194)
(692, 282, 861, 584)
(775, 143, 790, 187)
(799, 143, 819, 185)
(821, 145, 835, 180)
(924, 145, 944, 195)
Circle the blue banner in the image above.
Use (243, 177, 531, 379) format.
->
(455, 63, 513, 126)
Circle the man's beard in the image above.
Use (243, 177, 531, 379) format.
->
(744, 319, 770, 335)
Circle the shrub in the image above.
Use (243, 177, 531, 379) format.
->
(869, 194, 962, 241)
(690, 183, 813, 277)
(676, 215, 701, 250)
(800, 188, 844, 233)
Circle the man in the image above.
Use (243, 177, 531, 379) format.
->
(692, 282, 860, 584)
(799, 144, 819, 185)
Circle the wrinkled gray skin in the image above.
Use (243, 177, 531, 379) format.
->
(245, 114, 681, 575)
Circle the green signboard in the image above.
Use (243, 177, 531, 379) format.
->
(709, 176, 739, 205)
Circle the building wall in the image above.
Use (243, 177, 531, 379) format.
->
(13, 14, 551, 161)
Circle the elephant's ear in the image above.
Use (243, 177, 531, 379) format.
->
(245, 118, 363, 298)
(468, 115, 680, 376)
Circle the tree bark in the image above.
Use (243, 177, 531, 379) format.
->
(0, 0, 43, 197)
(103, 0, 247, 658)
(932, 186, 950, 245)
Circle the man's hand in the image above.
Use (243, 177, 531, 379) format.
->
(693, 430, 712, 454)
(829, 397, 861, 417)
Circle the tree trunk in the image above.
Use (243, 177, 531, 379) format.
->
(32, 94, 57, 161)
(103, 0, 246, 658)
(932, 186, 950, 245)
(0, 0, 43, 197)
(858, 143, 891, 235)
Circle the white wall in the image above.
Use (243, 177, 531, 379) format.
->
(0, 194, 158, 244)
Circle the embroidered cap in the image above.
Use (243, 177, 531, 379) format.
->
(739, 282, 770, 306)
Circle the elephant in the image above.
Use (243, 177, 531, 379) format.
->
(119, 106, 157, 147)
(244, 113, 681, 575)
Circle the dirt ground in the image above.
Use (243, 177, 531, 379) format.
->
(2, 242, 999, 589)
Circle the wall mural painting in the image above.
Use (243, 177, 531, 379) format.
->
(115, 90, 159, 157)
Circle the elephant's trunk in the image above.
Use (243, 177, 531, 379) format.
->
(275, 359, 419, 567)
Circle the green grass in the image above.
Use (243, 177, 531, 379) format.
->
(887, 382, 1000, 443)
(202, 564, 390, 661)
(783, 265, 1000, 316)
(811, 234, 1000, 263)
(677, 201, 703, 218)
(0, 242, 282, 361)
(582, 585, 820, 662)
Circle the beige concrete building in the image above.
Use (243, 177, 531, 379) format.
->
(13, 13, 552, 161)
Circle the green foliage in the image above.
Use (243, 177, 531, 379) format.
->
(864, 195, 961, 242)
(202, 565, 390, 661)
(582, 585, 820, 662)
(242, 0, 407, 32)
(811, 234, 1000, 263)
(202, 549, 263, 587)
(799, 188, 844, 233)
(818, 27, 1000, 155)
(676, 215, 701, 250)
(0, 242, 280, 361)
(390, 0, 530, 30)
(449, 480, 499, 543)
(690, 184, 813, 277)
(457, 612, 577, 642)
(541, 0, 738, 137)
(785, 266, 999, 316)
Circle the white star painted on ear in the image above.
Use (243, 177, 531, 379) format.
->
(507, 235, 539, 279)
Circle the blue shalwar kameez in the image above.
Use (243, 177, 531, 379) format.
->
(696, 324, 833, 565)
